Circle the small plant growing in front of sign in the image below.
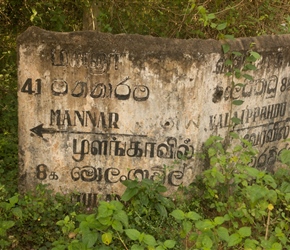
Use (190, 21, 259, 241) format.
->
(52, 184, 177, 250)
(169, 133, 290, 249)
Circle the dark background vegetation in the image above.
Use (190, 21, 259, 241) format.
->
(1, 1, 290, 249)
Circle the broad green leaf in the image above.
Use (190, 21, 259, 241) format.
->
(263, 175, 277, 189)
(170, 209, 185, 220)
(155, 203, 167, 217)
(246, 167, 260, 177)
(280, 181, 290, 193)
(238, 227, 251, 237)
(202, 234, 213, 248)
(114, 210, 128, 228)
(97, 203, 113, 218)
(121, 187, 139, 201)
(195, 219, 215, 230)
(214, 216, 225, 225)
(12, 207, 22, 219)
(232, 51, 242, 56)
(225, 34, 235, 39)
(225, 59, 232, 66)
(112, 219, 123, 232)
(279, 149, 290, 165)
(228, 233, 242, 247)
(230, 132, 239, 138)
(244, 239, 258, 249)
(208, 147, 216, 157)
(102, 232, 112, 246)
(182, 220, 192, 234)
(217, 227, 229, 241)
(9, 195, 18, 205)
(156, 185, 167, 193)
(270, 242, 282, 250)
(186, 211, 202, 221)
(83, 231, 98, 248)
(244, 63, 257, 70)
(131, 244, 144, 250)
(232, 100, 244, 106)
(125, 229, 140, 240)
(164, 240, 176, 248)
(250, 51, 261, 60)
(207, 13, 216, 19)
(222, 44, 230, 54)
(2, 220, 15, 230)
(233, 145, 243, 152)
(143, 234, 156, 246)
(217, 22, 227, 30)
(98, 217, 111, 226)
(243, 74, 254, 80)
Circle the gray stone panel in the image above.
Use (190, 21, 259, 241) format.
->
(17, 27, 290, 201)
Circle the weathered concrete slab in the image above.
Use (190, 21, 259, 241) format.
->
(18, 27, 290, 204)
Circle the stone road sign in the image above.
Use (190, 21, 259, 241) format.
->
(18, 27, 290, 204)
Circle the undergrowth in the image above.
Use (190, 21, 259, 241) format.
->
(1, 134, 290, 249)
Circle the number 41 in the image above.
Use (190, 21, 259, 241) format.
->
(21, 78, 41, 94)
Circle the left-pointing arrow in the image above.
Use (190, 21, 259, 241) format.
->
(30, 124, 56, 138)
(30, 124, 148, 138)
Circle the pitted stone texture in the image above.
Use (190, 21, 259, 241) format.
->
(18, 27, 290, 204)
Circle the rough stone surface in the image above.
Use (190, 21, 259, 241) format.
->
(18, 27, 290, 204)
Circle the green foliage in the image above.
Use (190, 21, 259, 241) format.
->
(97, 1, 290, 38)
(52, 182, 177, 250)
(0, 184, 80, 249)
(169, 134, 290, 249)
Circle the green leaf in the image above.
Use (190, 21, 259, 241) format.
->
(125, 229, 140, 240)
(170, 209, 185, 220)
(244, 239, 258, 249)
(112, 219, 123, 232)
(98, 217, 111, 226)
(250, 51, 261, 60)
(207, 13, 216, 19)
(186, 211, 202, 221)
(8, 195, 18, 206)
(222, 44, 230, 54)
(208, 147, 216, 157)
(232, 51, 243, 57)
(195, 219, 215, 231)
(2, 220, 15, 230)
(83, 231, 98, 248)
(143, 234, 156, 246)
(231, 117, 241, 125)
(243, 74, 254, 80)
(225, 59, 233, 66)
(202, 235, 213, 248)
(182, 220, 192, 234)
(12, 207, 22, 219)
(102, 232, 112, 246)
(131, 244, 144, 250)
(244, 64, 257, 71)
(214, 216, 225, 225)
(121, 187, 139, 201)
(114, 210, 128, 228)
(238, 227, 251, 237)
(164, 240, 176, 248)
(271, 242, 282, 250)
(279, 149, 290, 165)
(155, 203, 167, 217)
(225, 35, 234, 40)
(217, 22, 227, 30)
(217, 227, 229, 241)
(232, 100, 244, 106)
(228, 233, 242, 247)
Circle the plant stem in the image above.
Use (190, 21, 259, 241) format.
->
(117, 231, 129, 250)
(265, 210, 271, 240)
